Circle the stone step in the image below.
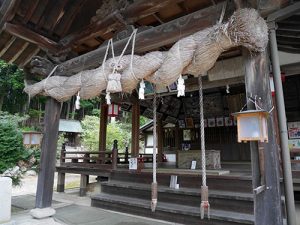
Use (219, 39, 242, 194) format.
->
(91, 193, 254, 225)
(110, 170, 253, 192)
(101, 181, 254, 214)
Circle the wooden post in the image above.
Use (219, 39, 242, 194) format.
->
(157, 118, 163, 163)
(131, 100, 140, 157)
(56, 173, 65, 193)
(79, 174, 88, 196)
(99, 97, 108, 163)
(112, 140, 118, 170)
(35, 98, 61, 208)
(243, 49, 283, 225)
(125, 146, 129, 164)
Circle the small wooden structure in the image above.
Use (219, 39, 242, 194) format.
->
(22, 131, 42, 147)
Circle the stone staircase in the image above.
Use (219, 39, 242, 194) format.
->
(91, 170, 255, 224)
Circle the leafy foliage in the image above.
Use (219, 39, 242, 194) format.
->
(81, 115, 131, 152)
(0, 114, 25, 173)
(0, 60, 27, 113)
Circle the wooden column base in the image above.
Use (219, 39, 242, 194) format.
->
(79, 174, 88, 196)
(56, 173, 65, 193)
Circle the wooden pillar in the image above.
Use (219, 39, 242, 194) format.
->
(56, 173, 65, 193)
(244, 49, 283, 225)
(35, 98, 61, 208)
(131, 100, 140, 157)
(157, 118, 163, 163)
(99, 98, 108, 163)
(79, 174, 88, 196)
(112, 140, 118, 170)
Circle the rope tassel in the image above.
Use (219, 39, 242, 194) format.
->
(200, 186, 210, 219)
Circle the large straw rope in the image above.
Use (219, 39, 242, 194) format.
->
(24, 9, 268, 102)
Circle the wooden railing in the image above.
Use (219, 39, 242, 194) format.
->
(59, 141, 166, 170)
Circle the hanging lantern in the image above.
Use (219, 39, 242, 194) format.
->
(232, 110, 269, 143)
(108, 103, 120, 117)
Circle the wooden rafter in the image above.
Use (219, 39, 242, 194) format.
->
(8, 41, 29, 64)
(20, 47, 40, 68)
(60, 0, 185, 47)
(0, 36, 16, 57)
(0, 0, 20, 29)
(21, 0, 40, 24)
(54, 2, 226, 76)
(53, 0, 87, 37)
(38, 0, 68, 31)
(3, 22, 61, 52)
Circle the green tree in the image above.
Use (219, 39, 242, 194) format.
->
(0, 60, 26, 113)
(0, 112, 26, 173)
(81, 115, 131, 152)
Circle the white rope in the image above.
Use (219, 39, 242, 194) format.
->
(43, 65, 58, 96)
(153, 90, 157, 183)
(199, 75, 206, 186)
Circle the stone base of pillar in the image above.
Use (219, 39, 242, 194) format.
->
(30, 207, 56, 219)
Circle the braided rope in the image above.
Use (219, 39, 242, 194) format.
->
(25, 9, 268, 102)
(152, 89, 157, 183)
(198, 75, 206, 186)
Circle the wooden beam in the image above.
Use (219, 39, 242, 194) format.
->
(54, 2, 226, 76)
(0, 36, 16, 57)
(0, 0, 20, 28)
(20, 47, 40, 68)
(22, 0, 40, 24)
(131, 100, 140, 158)
(267, 1, 300, 22)
(54, 0, 87, 37)
(3, 22, 61, 52)
(99, 98, 108, 162)
(60, 0, 185, 47)
(35, 98, 61, 208)
(43, 0, 68, 31)
(243, 49, 283, 225)
(8, 42, 29, 64)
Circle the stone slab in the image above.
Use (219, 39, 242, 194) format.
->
(0, 177, 12, 223)
(30, 208, 56, 219)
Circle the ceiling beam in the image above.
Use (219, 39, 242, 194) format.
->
(8, 41, 29, 64)
(20, 47, 40, 68)
(60, 0, 185, 47)
(0, 36, 16, 57)
(0, 0, 20, 30)
(3, 22, 62, 52)
(267, 1, 300, 22)
(52, 2, 226, 76)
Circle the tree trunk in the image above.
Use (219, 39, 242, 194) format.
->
(0, 94, 4, 111)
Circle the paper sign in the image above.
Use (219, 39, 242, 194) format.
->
(129, 158, 138, 170)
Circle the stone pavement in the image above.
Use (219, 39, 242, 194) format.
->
(11, 191, 178, 225)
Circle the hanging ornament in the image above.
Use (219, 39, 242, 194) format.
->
(139, 79, 145, 100)
(177, 75, 185, 97)
(75, 92, 80, 110)
(108, 103, 120, 117)
(106, 92, 111, 105)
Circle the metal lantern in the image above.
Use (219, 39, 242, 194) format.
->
(108, 103, 120, 117)
(232, 110, 269, 143)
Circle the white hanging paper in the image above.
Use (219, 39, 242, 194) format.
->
(177, 75, 185, 97)
(139, 80, 145, 100)
(75, 92, 80, 110)
(106, 92, 111, 105)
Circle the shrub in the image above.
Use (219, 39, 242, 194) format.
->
(0, 117, 25, 173)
